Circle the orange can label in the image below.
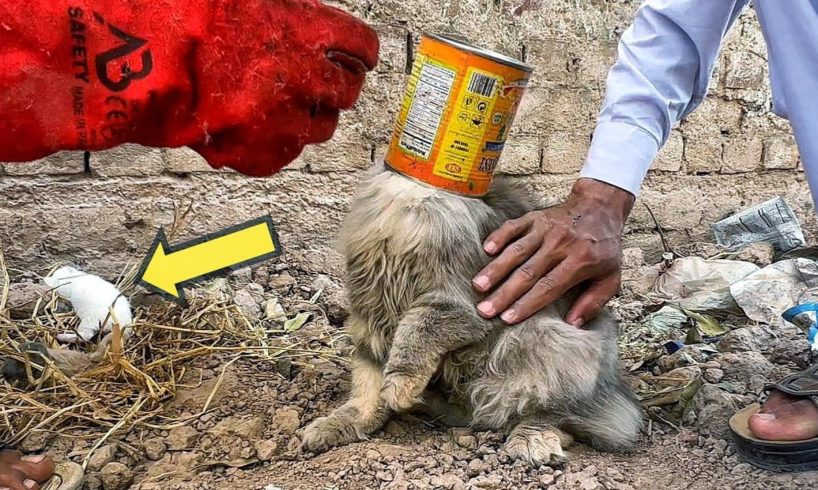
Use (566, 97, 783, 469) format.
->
(385, 33, 532, 197)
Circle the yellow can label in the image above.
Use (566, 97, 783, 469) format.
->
(385, 34, 531, 197)
(434, 67, 502, 182)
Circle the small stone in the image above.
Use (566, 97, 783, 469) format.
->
(210, 415, 265, 439)
(268, 273, 296, 291)
(99, 462, 133, 490)
(606, 467, 625, 482)
(143, 439, 166, 461)
(365, 449, 382, 460)
(431, 473, 466, 490)
(233, 287, 262, 320)
(272, 408, 301, 435)
(455, 435, 477, 449)
(18, 432, 53, 453)
(704, 368, 724, 384)
(254, 440, 278, 461)
(83, 473, 104, 490)
(466, 473, 503, 489)
(467, 458, 491, 476)
(310, 274, 348, 320)
(539, 473, 555, 485)
(88, 444, 117, 471)
(166, 426, 199, 450)
(376, 470, 394, 481)
(229, 267, 253, 288)
(717, 327, 773, 353)
(694, 384, 741, 436)
(715, 352, 776, 383)
(731, 463, 752, 475)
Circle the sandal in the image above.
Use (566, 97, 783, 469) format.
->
(41, 461, 84, 490)
(730, 364, 818, 472)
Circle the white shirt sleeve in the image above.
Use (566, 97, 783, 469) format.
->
(580, 0, 751, 195)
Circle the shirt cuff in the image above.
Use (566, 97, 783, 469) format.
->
(579, 121, 660, 196)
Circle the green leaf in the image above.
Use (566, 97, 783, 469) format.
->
(683, 309, 729, 337)
(284, 312, 311, 332)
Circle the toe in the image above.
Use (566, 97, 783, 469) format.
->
(749, 399, 818, 441)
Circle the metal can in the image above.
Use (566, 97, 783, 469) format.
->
(385, 33, 532, 197)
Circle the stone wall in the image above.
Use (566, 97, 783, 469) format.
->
(1, 0, 814, 279)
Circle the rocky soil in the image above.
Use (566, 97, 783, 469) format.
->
(7, 251, 818, 490)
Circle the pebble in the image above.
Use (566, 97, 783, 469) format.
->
(99, 462, 134, 490)
(255, 440, 278, 461)
(143, 438, 167, 461)
(431, 473, 466, 490)
(268, 273, 296, 291)
(539, 473, 555, 485)
(87, 444, 117, 472)
(18, 432, 52, 453)
(467, 458, 491, 476)
(233, 287, 262, 319)
(273, 408, 301, 435)
(454, 435, 478, 449)
(166, 425, 199, 450)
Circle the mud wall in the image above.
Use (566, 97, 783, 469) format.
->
(1, 1, 813, 279)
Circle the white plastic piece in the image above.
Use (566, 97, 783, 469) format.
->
(44, 266, 133, 343)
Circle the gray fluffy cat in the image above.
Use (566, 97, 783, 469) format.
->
(302, 166, 642, 465)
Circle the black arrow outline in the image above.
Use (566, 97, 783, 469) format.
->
(135, 215, 282, 306)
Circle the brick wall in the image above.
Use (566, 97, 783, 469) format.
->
(1, 0, 814, 279)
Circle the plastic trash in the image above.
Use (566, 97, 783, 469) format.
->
(711, 196, 806, 253)
(44, 266, 133, 343)
(782, 303, 818, 355)
(654, 257, 759, 313)
(730, 259, 818, 325)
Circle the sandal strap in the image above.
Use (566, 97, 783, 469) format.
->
(773, 364, 818, 397)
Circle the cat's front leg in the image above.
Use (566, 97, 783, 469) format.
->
(381, 296, 492, 412)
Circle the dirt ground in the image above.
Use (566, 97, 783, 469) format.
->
(7, 252, 818, 490)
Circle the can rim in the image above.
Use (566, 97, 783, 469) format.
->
(423, 32, 533, 73)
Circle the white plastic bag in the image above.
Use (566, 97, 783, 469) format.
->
(654, 257, 759, 313)
(44, 266, 133, 343)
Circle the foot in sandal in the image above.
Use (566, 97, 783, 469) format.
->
(749, 390, 818, 441)
(730, 364, 818, 472)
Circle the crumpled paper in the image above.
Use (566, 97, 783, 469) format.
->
(654, 257, 760, 313)
(730, 258, 818, 324)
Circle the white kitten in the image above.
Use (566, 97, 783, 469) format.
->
(44, 266, 133, 343)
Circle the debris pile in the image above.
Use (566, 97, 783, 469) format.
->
(616, 242, 816, 436)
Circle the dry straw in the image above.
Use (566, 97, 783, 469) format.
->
(0, 245, 338, 449)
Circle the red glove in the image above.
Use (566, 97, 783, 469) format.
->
(0, 0, 378, 176)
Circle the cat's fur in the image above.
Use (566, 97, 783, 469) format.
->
(302, 167, 643, 465)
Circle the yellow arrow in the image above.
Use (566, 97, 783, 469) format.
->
(136, 216, 281, 303)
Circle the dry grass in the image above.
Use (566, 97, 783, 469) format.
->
(0, 247, 340, 449)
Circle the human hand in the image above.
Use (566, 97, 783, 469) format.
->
(0, 450, 54, 490)
(472, 178, 634, 327)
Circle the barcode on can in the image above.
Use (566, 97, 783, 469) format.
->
(399, 61, 457, 159)
(467, 72, 498, 97)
